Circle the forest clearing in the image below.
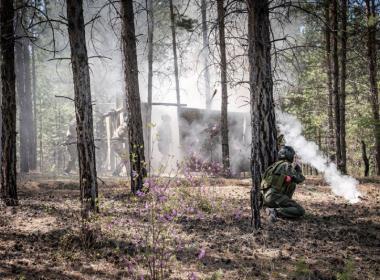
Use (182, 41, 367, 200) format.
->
(0, 176, 379, 279)
(1, 0, 380, 279)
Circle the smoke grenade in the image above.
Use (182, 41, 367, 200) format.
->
(277, 111, 361, 203)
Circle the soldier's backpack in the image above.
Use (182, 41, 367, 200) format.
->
(260, 160, 287, 191)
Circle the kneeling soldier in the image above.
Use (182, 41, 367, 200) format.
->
(261, 146, 305, 222)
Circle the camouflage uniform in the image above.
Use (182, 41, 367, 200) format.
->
(112, 121, 129, 176)
(64, 120, 77, 174)
(261, 160, 305, 219)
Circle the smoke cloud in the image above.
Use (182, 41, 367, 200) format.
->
(277, 111, 361, 203)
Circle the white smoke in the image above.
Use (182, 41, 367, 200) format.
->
(277, 111, 361, 203)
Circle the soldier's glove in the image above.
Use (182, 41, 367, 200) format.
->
(284, 175, 292, 184)
(294, 164, 302, 173)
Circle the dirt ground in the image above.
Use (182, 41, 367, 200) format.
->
(0, 175, 379, 279)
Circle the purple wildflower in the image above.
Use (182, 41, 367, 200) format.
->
(136, 190, 145, 197)
(132, 170, 138, 179)
(188, 272, 198, 280)
(198, 247, 206, 260)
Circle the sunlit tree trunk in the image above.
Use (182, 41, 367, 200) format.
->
(30, 42, 37, 170)
(39, 92, 43, 171)
(15, 0, 36, 173)
(339, 0, 347, 174)
(201, 0, 211, 110)
(67, 0, 98, 217)
(146, 0, 154, 170)
(169, 0, 181, 120)
(121, 0, 147, 193)
(1, 0, 18, 206)
(365, 0, 380, 175)
(23, 40, 35, 172)
(217, 0, 230, 176)
(247, 0, 278, 229)
(15, 14, 28, 173)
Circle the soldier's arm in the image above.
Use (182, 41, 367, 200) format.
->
(277, 162, 305, 184)
(288, 163, 305, 183)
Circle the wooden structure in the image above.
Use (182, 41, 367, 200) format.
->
(101, 103, 251, 175)
(179, 107, 251, 174)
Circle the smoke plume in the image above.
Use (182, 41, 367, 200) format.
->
(277, 111, 361, 203)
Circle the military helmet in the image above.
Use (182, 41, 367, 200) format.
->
(278, 145, 295, 162)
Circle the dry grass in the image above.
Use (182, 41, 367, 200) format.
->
(0, 176, 379, 279)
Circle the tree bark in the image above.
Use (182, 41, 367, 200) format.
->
(365, 0, 380, 175)
(1, 0, 18, 206)
(324, 0, 335, 161)
(146, 0, 154, 171)
(247, 0, 278, 229)
(201, 0, 211, 110)
(30, 42, 37, 170)
(121, 0, 147, 194)
(67, 0, 98, 217)
(339, 0, 347, 174)
(15, 16, 28, 173)
(361, 140, 369, 177)
(331, 0, 342, 169)
(39, 91, 43, 171)
(15, 1, 36, 173)
(23, 39, 34, 172)
(169, 0, 181, 123)
(217, 0, 230, 176)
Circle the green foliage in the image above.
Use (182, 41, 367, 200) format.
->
(336, 259, 354, 280)
(195, 193, 213, 213)
(206, 269, 224, 280)
(293, 258, 311, 278)
(281, 1, 378, 176)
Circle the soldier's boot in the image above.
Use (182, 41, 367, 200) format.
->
(276, 202, 305, 219)
(265, 208, 278, 223)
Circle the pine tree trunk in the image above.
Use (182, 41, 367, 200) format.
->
(1, 0, 18, 206)
(217, 0, 230, 176)
(361, 140, 369, 177)
(39, 94, 43, 171)
(169, 0, 181, 121)
(339, 0, 347, 174)
(30, 42, 37, 170)
(201, 0, 211, 110)
(15, 1, 36, 173)
(247, 0, 278, 229)
(15, 24, 29, 173)
(0, 72, 2, 162)
(324, 0, 335, 161)
(146, 0, 154, 170)
(365, 0, 380, 175)
(121, 0, 147, 194)
(67, 0, 98, 217)
(23, 41, 34, 172)
(331, 0, 342, 169)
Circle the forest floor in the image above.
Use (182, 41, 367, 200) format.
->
(0, 175, 379, 280)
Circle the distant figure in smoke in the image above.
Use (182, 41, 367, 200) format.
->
(64, 119, 77, 175)
(95, 113, 107, 174)
(112, 112, 129, 176)
(261, 146, 305, 222)
(157, 114, 172, 159)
